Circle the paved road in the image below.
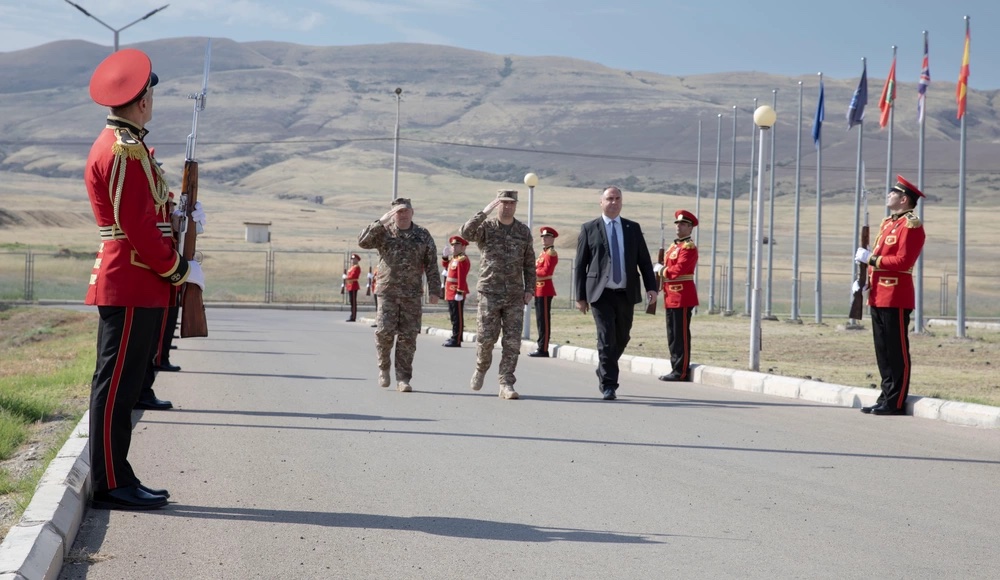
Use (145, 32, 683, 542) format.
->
(61, 308, 1000, 579)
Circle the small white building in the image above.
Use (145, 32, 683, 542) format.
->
(243, 221, 272, 243)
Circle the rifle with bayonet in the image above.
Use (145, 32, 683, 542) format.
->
(647, 203, 665, 315)
(178, 40, 211, 338)
(849, 165, 870, 321)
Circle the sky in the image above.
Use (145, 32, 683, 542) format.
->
(1, 0, 998, 89)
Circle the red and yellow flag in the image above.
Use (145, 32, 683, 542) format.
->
(879, 57, 896, 128)
(956, 25, 970, 119)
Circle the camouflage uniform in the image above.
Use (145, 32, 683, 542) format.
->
(358, 201, 439, 383)
(460, 191, 536, 389)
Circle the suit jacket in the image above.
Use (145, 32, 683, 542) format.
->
(574, 216, 657, 305)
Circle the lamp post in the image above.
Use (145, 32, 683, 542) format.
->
(750, 105, 776, 371)
(522, 172, 538, 339)
(63, 1, 169, 52)
(391, 87, 402, 201)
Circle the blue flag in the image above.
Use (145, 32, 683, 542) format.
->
(847, 62, 868, 129)
(812, 79, 825, 147)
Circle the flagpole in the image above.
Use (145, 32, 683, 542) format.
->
(884, 46, 897, 218)
(695, 119, 702, 294)
(709, 112, 723, 314)
(764, 89, 778, 321)
(789, 81, 803, 323)
(956, 16, 970, 338)
(851, 58, 866, 324)
(726, 105, 738, 315)
(744, 97, 758, 316)
(815, 73, 824, 324)
(915, 31, 928, 333)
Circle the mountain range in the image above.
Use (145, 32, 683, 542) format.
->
(1, 37, 999, 205)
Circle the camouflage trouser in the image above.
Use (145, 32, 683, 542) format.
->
(475, 292, 524, 386)
(375, 295, 423, 382)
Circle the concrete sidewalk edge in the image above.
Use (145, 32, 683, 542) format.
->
(413, 319, 1000, 430)
(0, 413, 90, 580)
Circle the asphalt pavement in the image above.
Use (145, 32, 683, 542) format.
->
(4, 307, 1000, 579)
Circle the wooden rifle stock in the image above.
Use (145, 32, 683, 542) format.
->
(180, 160, 208, 338)
(646, 247, 666, 315)
(848, 225, 870, 320)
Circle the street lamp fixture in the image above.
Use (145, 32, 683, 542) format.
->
(522, 172, 538, 339)
(391, 87, 402, 201)
(63, 0, 169, 52)
(749, 105, 776, 371)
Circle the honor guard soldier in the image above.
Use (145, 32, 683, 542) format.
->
(656, 210, 699, 382)
(529, 227, 559, 357)
(856, 175, 926, 416)
(345, 253, 361, 321)
(461, 190, 536, 400)
(84, 49, 205, 510)
(442, 235, 471, 347)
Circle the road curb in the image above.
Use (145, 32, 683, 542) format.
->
(0, 414, 90, 580)
(410, 318, 1000, 429)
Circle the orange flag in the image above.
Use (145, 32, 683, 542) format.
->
(956, 25, 970, 119)
(879, 57, 896, 128)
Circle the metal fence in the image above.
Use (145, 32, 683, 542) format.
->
(2, 248, 997, 319)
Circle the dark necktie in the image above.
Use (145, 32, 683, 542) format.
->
(611, 220, 622, 284)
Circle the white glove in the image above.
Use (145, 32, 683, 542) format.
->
(653, 263, 664, 274)
(173, 202, 206, 234)
(855, 247, 872, 264)
(851, 280, 869, 294)
(186, 260, 205, 291)
(342, 273, 347, 279)
(367, 272, 374, 280)
(455, 293, 464, 302)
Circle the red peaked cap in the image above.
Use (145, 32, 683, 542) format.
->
(674, 210, 699, 227)
(449, 235, 468, 245)
(351, 253, 361, 261)
(892, 175, 925, 201)
(89, 48, 158, 107)
(539, 227, 558, 238)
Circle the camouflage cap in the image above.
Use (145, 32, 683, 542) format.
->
(391, 197, 413, 209)
(496, 189, 518, 202)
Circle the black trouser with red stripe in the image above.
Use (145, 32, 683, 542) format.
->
(448, 298, 464, 343)
(666, 306, 693, 380)
(348, 290, 358, 321)
(871, 306, 912, 411)
(91, 306, 162, 493)
(534, 295, 553, 353)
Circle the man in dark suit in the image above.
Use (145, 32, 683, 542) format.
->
(574, 186, 658, 400)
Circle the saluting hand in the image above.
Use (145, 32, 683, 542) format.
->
(482, 198, 502, 215)
(378, 205, 403, 225)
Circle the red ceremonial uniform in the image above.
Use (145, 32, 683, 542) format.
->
(534, 247, 558, 297)
(85, 118, 190, 306)
(661, 237, 699, 308)
(345, 264, 361, 292)
(867, 211, 925, 309)
(445, 254, 470, 300)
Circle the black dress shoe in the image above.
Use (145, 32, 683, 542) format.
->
(92, 484, 167, 510)
(346, 317, 356, 322)
(658, 373, 687, 382)
(860, 404, 879, 414)
(872, 405, 906, 416)
(442, 338, 460, 347)
(602, 389, 617, 400)
(135, 397, 173, 410)
(138, 483, 170, 499)
(528, 350, 549, 358)
(156, 362, 182, 372)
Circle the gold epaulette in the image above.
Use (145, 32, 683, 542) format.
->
(904, 212, 922, 228)
(545, 247, 558, 257)
(682, 241, 696, 250)
(452, 255, 467, 262)
(111, 128, 147, 161)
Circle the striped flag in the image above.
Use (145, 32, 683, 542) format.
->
(879, 56, 896, 128)
(847, 61, 868, 129)
(917, 35, 930, 123)
(956, 24, 970, 119)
